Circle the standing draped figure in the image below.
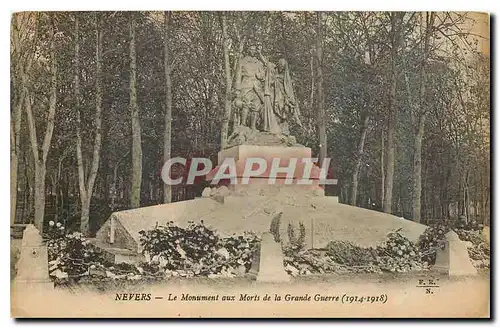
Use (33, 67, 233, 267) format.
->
(272, 58, 302, 132)
(261, 55, 301, 135)
(231, 44, 302, 137)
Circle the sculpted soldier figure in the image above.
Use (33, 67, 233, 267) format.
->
(229, 42, 303, 147)
(233, 43, 266, 130)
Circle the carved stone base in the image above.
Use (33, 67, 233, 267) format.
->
(207, 144, 324, 195)
(226, 126, 302, 149)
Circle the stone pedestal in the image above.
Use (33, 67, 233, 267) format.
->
(206, 145, 331, 282)
(207, 145, 326, 195)
(434, 231, 477, 276)
(14, 225, 53, 291)
(256, 232, 290, 282)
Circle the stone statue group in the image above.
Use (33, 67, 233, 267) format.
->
(231, 43, 302, 136)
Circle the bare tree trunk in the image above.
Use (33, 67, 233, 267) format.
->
(412, 114, 426, 222)
(309, 49, 315, 109)
(25, 21, 57, 232)
(54, 157, 63, 223)
(11, 17, 33, 225)
(383, 13, 401, 214)
(458, 177, 463, 216)
(75, 14, 104, 234)
(479, 168, 486, 223)
(74, 15, 86, 230)
(231, 20, 245, 131)
(111, 167, 118, 211)
(316, 12, 327, 168)
(129, 13, 142, 208)
(24, 151, 34, 221)
(232, 42, 243, 91)
(412, 12, 434, 223)
(81, 197, 91, 230)
(163, 11, 173, 204)
(380, 130, 385, 208)
(485, 182, 490, 226)
(59, 173, 65, 223)
(11, 87, 23, 226)
(465, 169, 470, 222)
(110, 150, 130, 211)
(350, 115, 369, 206)
(22, 175, 28, 221)
(84, 14, 103, 233)
(20, 153, 28, 220)
(384, 101, 396, 213)
(33, 168, 46, 228)
(220, 12, 232, 150)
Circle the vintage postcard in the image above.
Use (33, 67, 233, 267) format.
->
(10, 11, 490, 318)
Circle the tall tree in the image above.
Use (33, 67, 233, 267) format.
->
(129, 13, 142, 208)
(11, 14, 36, 225)
(383, 12, 403, 214)
(380, 130, 385, 206)
(220, 12, 232, 149)
(163, 11, 173, 203)
(347, 13, 378, 206)
(411, 12, 435, 222)
(350, 114, 370, 205)
(316, 12, 327, 168)
(24, 14, 58, 231)
(75, 14, 104, 234)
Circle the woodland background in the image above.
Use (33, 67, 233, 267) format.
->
(10, 12, 490, 235)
